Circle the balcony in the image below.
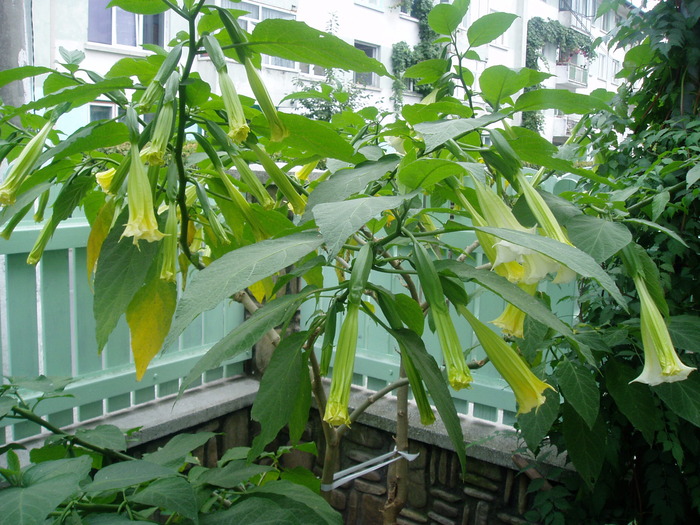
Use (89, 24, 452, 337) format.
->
(558, 8, 592, 34)
(555, 63, 588, 90)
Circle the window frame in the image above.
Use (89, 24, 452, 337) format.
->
(353, 41, 381, 88)
(87, 0, 164, 49)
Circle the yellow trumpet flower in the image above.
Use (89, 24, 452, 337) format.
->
(491, 283, 538, 339)
(122, 144, 165, 245)
(324, 303, 360, 426)
(95, 168, 116, 194)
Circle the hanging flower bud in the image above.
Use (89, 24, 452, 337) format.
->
(324, 303, 360, 427)
(0, 119, 54, 206)
(218, 71, 250, 143)
(140, 101, 174, 166)
(460, 305, 554, 414)
(122, 143, 165, 244)
(159, 203, 178, 282)
(244, 58, 288, 142)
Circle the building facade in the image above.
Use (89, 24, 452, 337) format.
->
(14, 0, 627, 142)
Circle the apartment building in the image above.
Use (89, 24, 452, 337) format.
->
(13, 0, 627, 142)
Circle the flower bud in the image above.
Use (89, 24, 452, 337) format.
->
(159, 203, 178, 282)
(122, 143, 165, 244)
(218, 70, 250, 143)
(324, 303, 360, 426)
(244, 58, 288, 142)
(140, 101, 174, 166)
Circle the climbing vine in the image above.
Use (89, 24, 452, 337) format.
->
(522, 17, 596, 131)
(391, 0, 441, 109)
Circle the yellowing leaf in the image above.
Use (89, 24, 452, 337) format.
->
(249, 276, 275, 303)
(87, 199, 116, 283)
(126, 278, 177, 381)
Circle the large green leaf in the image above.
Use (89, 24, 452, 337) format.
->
(23, 456, 92, 486)
(414, 113, 506, 152)
(196, 461, 272, 489)
(514, 89, 610, 114)
(249, 332, 307, 459)
(566, 215, 632, 263)
(397, 158, 466, 191)
(84, 460, 177, 492)
(403, 59, 451, 84)
(74, 425, 127, 452)
(561, 404, 606, 489)
(276, 113, 357, 162)
(435, 260, 574, 338)
(251, 20, 388, 75)
(479, 66, 550, 109)
(475, 226, 626, 308)
(669, 315, 700, 352)
(428, 3, 468, 35)
(107, 0, 169, 14)
(179, 293, 306, 393)
(517, 388, 559, 452)
(623, 218, 688, 247)
(605, 360, 661, 444)
(654, 373, 700, 428)
(201, 498, 306, 525)
(467, 12, 518, 47)
(0, 66, 53, 89)
(304, 155, 400, 221)
(94, 213, 160, 352)
(393, 328, 466, 476)
(105, 55, 165, 83)
(129, 477, 199, 522)
(142, 432, 218, 469)
(246, 480, 343, 525)
(167, 233, 323, 346)
(555, 360, 599, 429)
(39, 121, 128, 165)
(313, 192, 420, 259)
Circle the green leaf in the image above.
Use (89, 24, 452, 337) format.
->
(303, 155, 400, 221)
(479, 66, 550, 109)
(0, 66, 53, 89)
(276, 113, 357, 162)
(313, 192, 420, 259)
(517, 388, 559, 452)
(514, 89, 610, 114)
(250, 332, 307, 459)
(686, 164, 700, 188)
(435, 261, 575, 339)
(251, 20, 388, 75)
(196, 461, 272, 489)
(180, 293, 307, 393)
(245, 480, 342, 525)
(428, 3, 466, 35)
(84, 515, 156, 525)
(475, 226, 627, 309)
(288, 353, 313, 443)
(566, 215, 632, 263)
(129, 477, 199, 522)
(393, 328, 467, 476)
(668, 316, 700, 352)
(605, 360, 661, 444)
(414, 113, 506, 152)
(23, 456, 92, 486)
(0, 397, 15, 418)
(555, 360, 599, 429)
(10, 78, 134, 117)
(467, 12, 518, 47)
(38, 121, 130, 165)
(404, 59, 451, 83)
(623, 218, 688, 247)
(651, 190, 670, 221)
(561, 403, 606, 489)
(167, 233, 323, 346)
(395, 293, 425, 336)
(654, 373, 700, 428)
(107, 0, 169, 14)
(74, 425, 126, 452)
(142, 432, 217, 469)
(93, 212, 159, 352)
(105, 55, 164, 84)
(401, 100, 474, 125)
(6, 375, 72, 393)
(398, 159, 466, 191)
(84, 460, 177, 492)
(200, 498, 303, 525)
(280, 466, 321, 493)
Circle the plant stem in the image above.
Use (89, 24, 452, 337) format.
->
(383, 365, 409, 525)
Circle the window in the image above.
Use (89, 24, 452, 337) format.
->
(596, 54, 607, 79)
(299, 63, 327, 77)
(356, 0, 382, 9)
(354, 42, 380, 87)
(560, 0, 594, 16)
(611, 59, 621, 83)
(88, 0, 164, 47)
(89, 103, 127, 122)
(220, 1, 296, 69)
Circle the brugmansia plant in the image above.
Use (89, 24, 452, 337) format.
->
(1, 0, 699, 523)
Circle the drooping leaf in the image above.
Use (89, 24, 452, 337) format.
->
(397, 158, 466, 191)
(142, 432, 217, 469)
(249, 332, 308, 459)
(87, 199, 117, 279)
(668, 315, 700, 352)
(651, 190, 670, 221)
(275, 114, 357, 162)
(167, 233, 323, 347)
(414, 113, 506, 152)
(393, 328, 467, 476)
(84, 460, 177, 492)
(129, 477, 199, 522)
(38, 121, 129, 165)
(314, 192, 420, 259)
(0, 66, 53, 89)
(566, 215, 632, 263)
(288, 352, 313, 443)
(74, 425, 127, 452)
(654, 373, 700, 428)
(467, 12, 518, 48)
(251, 20, 388, 75)
(93, 212, 160, 352)
(514, 89, 610, 114)
(479, 66, 550, 109)
(303, 155, 400, 221)
(623, 218, 688, 247)
(245, 480, 343, 525)
(196, 461, 272, 489)
(517, 388, 559, 452)
(686, 164, 700, 187)
(179, 293, 307, 393)
(605, 360, 661, 444)
(555, 360, 599, 429)
(395, 293, 425, 336)
(561, 404, 606, 489)
(126, 278, 177, 380)
(475, 226, 626, 308)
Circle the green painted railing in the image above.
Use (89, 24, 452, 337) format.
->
(0, 218, 248, 443)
